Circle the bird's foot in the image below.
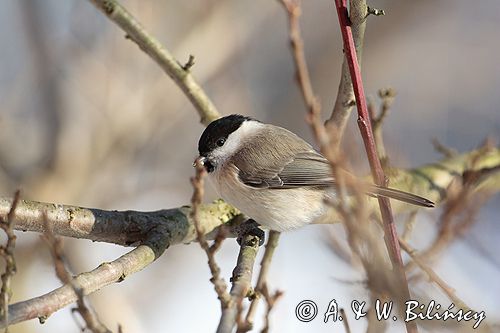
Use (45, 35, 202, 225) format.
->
(235, 219, 265, 246)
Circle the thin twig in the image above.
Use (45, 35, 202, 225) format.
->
(410, 143, 497, 269)
(217, 233, 261, 333)
(278, 0, 328, 146)
(398, 237, 471, 311)
(182, 54, 196, 71)
(42, 215, 111, 333)
(406, 170, 492, 272)
(370, 88, 396, 165)
(259, 285, 283, 333)
(89, 0, 220, 125)
(340, 308, 351, 333)
(432, 138, 458, 158)
(367, 6, 385, 17)
(401, 210, 418, 243)
(243, 231, 281, 331)
(191, 159, 231, 307)
(0, 191, 20, 332)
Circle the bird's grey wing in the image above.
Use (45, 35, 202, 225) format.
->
(274, 151, 336, 188)
(232, 129, 435, 207)
(229, 124, 335, 189)
(237, 150, 335, 189)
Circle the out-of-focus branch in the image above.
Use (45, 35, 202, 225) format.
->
(19, 2, 62, 171)
(88, 0, 220, 125)
(43, 217, 110, 333)
(398, 237, 470, 311)
(278, 0, 328, 147)
(1, 245, 154, 329)
(406, 144, 497, 273)
(325, 0, 369, 148)
(340, 308, 352, 333)
(216, 233, 261, 333)
(432, 138, 458, 158)
(0, 191, 20, 331)
(258, 285, 283, 333)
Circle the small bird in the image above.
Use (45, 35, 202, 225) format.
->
(196, 114, 434, 232)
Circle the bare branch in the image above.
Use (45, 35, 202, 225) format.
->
(340, 308, 351, 333)
(2, 245, 154, 328)
(88, 0, 220, 125)
(406, 170, 494, 272)
(398, 238, 470, 311)
(0, 191, 20, 331)
(243, 231, 281, 331)
(258, 285, 283, 333)
(0, 197, 240, 251)
(191, 159, 230, 307)
(401, 210, 418, 243)
(216, 233, 261, 333)
(42, 216, 111, 333)
(370, 88, 396, 165)
(182, 54, 196, 72)
(278, 0, 329, 149)
(367, 6, 386, 17)
(432, 138, 459, 158)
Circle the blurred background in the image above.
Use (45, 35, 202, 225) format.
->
(0, 0, 499, 332)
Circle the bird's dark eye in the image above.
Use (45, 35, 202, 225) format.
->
(216, 138, 226, 147)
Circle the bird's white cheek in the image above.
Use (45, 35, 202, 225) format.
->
(210, 120, 264, 163)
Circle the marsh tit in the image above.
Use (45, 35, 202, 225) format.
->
(196, 114, 434, 232)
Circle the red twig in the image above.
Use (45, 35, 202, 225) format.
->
(333, 1, 416, 332)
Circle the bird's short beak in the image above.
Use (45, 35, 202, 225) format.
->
(193, 156, 207, 168)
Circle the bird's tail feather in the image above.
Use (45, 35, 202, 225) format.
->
(369, 185, 435, 208)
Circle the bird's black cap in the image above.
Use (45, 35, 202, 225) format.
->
(198, 114, 255, 156)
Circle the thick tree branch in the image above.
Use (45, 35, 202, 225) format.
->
(88, 0, 220, 125)
(0, 198, 240, 254)
(1, 245, 153, 329)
